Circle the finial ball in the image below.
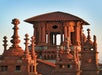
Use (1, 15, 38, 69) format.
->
(87, 28, 90, 32)
(12, 18, 20, 25)
(25, 34, 29, 38)
(31, 36, 35, 40)
(3, 36, 7, 39)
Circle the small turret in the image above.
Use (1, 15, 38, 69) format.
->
(3, 18, 24, 57)
(54, 37, 80, 75)
(81, 29, 99, 75)
(84, 29, 93, 50)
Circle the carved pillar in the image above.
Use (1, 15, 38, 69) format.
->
(61, 33, 63, 43)
(50, 33, 53, 45)
(33, 25, 38, 44)
(64, 25, 67, 41)
(75, 21, 81, 45)
(48, 32, 50, 45)
(42, 25, 46, 43)
(39, 26, 42, 43)
(66, 25, 72, 45)
(67, 26, 70, 40)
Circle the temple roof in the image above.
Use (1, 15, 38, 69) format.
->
(24, 11, 89, 25)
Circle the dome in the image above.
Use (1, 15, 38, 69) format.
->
(3, 47, 24, 57)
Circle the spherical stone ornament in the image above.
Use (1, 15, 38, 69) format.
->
(12, 18, 20, 25)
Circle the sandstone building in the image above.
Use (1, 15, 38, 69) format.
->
(0, 11, 101, 75)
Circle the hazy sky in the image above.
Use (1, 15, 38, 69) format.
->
(0, 0, 102, 62)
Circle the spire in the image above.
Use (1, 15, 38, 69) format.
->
(31, 36, 36, 60)
(24, 34, 30, 58)
(10, 18, 20, 48)
(87, 28, 91, 40)
(31, 36, 38, 74)
(93, 35, 97, 51)
(3, 36, 8, 53)
(2, 18, 24, 57)
(93, 35, 96, 43)
(84, 28, 93, 47)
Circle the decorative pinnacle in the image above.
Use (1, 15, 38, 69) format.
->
(87, 28, 91, 40)
(24, 34, 30, 55)
(11, 18, 20, 48)
(93, 35, 97, 51)
(31, 36, 37, 74)
(31, 36, 36, 59)
(3, 36, 8, 52)
(31, 36, 35, 47)
(93, 35, 96, 43)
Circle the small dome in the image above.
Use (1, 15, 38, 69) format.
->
(3, 47, 24, 57)
(84, 40, 93, 46)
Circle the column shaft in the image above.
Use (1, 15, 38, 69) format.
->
(67, 26, 71, 45)
(64, 26, 67, 41)
(75, 22, 80, 45)
(42, 26, 46, 43)
(61, 33, 63, 43)
(48, 32, 50, 45)
(39, 27, 42, 43)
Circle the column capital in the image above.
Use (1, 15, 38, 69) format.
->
(76, 21, 81, 27)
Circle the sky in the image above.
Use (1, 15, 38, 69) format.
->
(0, 0, 102, 62)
